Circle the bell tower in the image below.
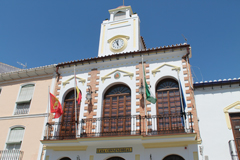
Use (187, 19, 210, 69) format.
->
(98, 6, 145, 57)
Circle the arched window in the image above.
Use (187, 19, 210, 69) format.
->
(59, 90, 81, 139)
(2, 127, 24, 159)
(114, 11, 126, 21)
(107, 157, 125, 160)
(102, 84, 131, 135)
(156, 79, 184, 132)
(163, 154, 185, 160)
(156, 79, 180, 114)
(6, 127, 24, 150)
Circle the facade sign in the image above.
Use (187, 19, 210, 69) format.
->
(96, 147, 132, 153)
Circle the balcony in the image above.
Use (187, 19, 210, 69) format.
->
(14, 103, 30, 115)
(44, 112, 193, 140)
(0, 150, 24, 160)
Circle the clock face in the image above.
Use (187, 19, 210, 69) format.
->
(112, 38, 124, 50)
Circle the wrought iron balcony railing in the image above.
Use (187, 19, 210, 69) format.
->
(14, 104, 30, 115)
(44, 113, 193, 140)
(0, 150, 24, 160)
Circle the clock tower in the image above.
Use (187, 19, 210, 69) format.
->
(98, 6, 145, 57)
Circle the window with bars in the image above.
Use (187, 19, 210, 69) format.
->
(14, 84, 34, 115)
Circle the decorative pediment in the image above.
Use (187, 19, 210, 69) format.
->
(101, 69, 134, 83)
(152, 63, 181, 77)
(223, 101, 240, 129)
(62, 76, 86, 88)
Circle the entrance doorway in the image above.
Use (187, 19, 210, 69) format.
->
(156, 79, 184, 133)
(163, 154, 185, 160)
(107, 157, 125, 160)
(230, 113, 240, 159)
(59, 90, 81, 139)
(102, 84, 131, 135)
(59, 157, 71, 160)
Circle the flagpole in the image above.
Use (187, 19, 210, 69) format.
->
(142, 55, 148, 135)
(47, 86, 50, 121)
(74, 65, 77, 138)
(47, 86, 50, 140)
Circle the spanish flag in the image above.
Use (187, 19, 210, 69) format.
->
(50, 93, 63, 118)
(76, 86, 82, 105)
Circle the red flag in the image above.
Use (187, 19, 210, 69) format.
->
(76, 86, 82, 105)
(50, 93, 63, 118)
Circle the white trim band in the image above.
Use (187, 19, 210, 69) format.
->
(0, 113, 48, 120)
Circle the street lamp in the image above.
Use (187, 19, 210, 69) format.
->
(139, 79, 144, 95)
(86, 86, 93, 102)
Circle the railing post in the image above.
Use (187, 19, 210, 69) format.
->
(75, 120, 78, 138)
(190, 112, 193, 133)
(78, 119, 81, 138)
(80, 119, 84, 137)
(46, 122, 49, 140)
(139, 115, 141, 135)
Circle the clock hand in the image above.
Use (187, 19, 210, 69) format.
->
(116, 40, 119, 46)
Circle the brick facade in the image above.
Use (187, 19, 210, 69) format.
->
(84, 69, 100, 118)
(182, 58, 200, 139)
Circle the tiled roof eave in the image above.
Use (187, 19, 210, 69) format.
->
(141, 36, 147, 49)
(0, 64, 57, 82)
(57, 44, 190, 67)
(194, 78, 240, 88)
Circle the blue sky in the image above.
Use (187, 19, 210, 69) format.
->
(1, 0, 239, 82)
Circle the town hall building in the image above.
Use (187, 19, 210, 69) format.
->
(0, 4, 239, 160)
(41, 5, 200, 160)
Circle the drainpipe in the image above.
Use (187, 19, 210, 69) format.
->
(56, 66, 60, 82)
(185, 47, 194, 90)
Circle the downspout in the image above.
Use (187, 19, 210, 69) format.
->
(185, 47, 194, 90)
(56, 66, 60, 82)
(184, 47, 202, 142)
(182, 47, 193, 131)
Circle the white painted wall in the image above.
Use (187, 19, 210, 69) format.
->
(98, 9, 141, 57)
(57, 49, 189, 122)
(45, 143, 198, 160)
(195, 84, 240, 160)
(48, 49, 196, 160)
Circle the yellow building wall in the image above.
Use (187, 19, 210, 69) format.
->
(0, 75, 54, 160)
(0, 83, 19, 116)
(0, 117, 45, 160)
(0, 76, 52, 116)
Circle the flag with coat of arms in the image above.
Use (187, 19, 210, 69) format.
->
(49, 93, 63, 118)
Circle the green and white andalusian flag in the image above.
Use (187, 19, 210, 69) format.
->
(143, 66, 157, 104)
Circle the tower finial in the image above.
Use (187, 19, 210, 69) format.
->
(123, 0, 124, 6)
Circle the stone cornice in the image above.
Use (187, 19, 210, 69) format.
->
(0, 65, 56, 82)
(0, 113, 48, 120)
